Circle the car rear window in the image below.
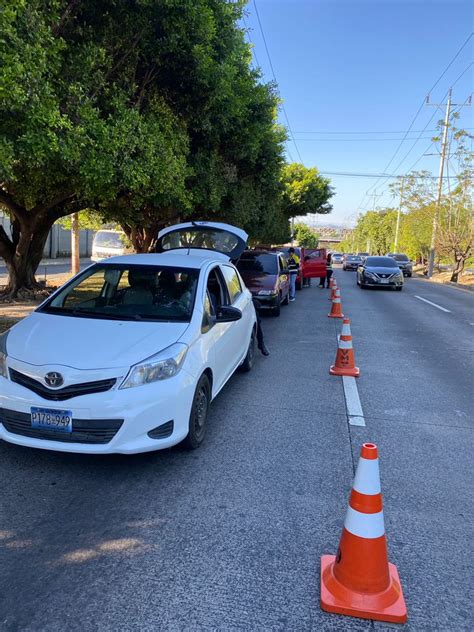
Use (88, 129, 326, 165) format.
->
(237, 254, 278, 274)
(93, 231, 125, 248)
(366, 257, 398, 267)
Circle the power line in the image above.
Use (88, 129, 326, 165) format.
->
(427, 32, 473, 93)
(252, 0, 303, 163)
(292, 128, 450, 135)
(356, 33, 474, 212)
(293, 136, 436, 142)
(242, 14, 262, 71)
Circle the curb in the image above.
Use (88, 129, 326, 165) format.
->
(413, 273, 474, 294)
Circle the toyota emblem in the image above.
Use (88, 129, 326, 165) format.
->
(45, 372, 64, 388)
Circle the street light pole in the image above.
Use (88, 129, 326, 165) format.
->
(427, 89, 452, 278)
(394, 177, 404, 252)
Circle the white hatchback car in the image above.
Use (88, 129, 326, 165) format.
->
(0, 222, 257, 454)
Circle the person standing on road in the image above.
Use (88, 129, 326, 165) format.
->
(319, 253, 333, 288)
(252, 298, 270, 356)
(287, 247, 300, 302)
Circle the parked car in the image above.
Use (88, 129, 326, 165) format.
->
(343, 254, 363, 271)
(236, 250, 290, 316)
(0, 222, 257, 454)
(91, 229, 127, 261)
(386, 253, 413, 277)
(357, 256, 404, 290)
(301, 247, 328, 285)
(331, 253, 344, 264)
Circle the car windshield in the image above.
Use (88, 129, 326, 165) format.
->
(93, 231, 125, 248)
(347, 256, 361, 261)
(237, 254, 278, 274)
(39, 264, 199, 322)
(389, 254, 410, 262)
(366, 257, 398, 267)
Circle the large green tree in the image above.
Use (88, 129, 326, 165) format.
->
(0, 0, 190, 296)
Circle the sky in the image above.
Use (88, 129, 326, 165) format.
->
(243, 0, 473, 227)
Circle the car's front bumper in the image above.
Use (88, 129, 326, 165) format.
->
(344, 264, 359, 270)
(252, 293, 280, 309)
(0, 369, 196, 454)
(362, 276, 403, 287)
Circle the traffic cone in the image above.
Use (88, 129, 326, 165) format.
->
(328, 278, 337, 300)
(330, 318, 360, 377)
(328, 288, 344, 318)
(320, 443, 407, 624)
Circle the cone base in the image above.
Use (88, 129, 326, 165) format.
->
(328, 313, 344, 318)
(330, 365, 360, 377)
(320, 555, 407, 624)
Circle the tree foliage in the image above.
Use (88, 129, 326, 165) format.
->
(293, 223, 319, 248)
(281, 164, 334, 219)
(0, 1, 332, 296)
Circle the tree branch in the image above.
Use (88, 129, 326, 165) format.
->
(0, 190, 29, 223)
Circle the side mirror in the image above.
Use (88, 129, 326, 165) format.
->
(215, 305, 242, 323)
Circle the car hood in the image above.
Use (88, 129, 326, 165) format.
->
(6, 312, 189, 370)
(238, 271, 277, 291)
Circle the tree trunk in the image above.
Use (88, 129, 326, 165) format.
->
(1, 221, 53, 298)
(450, 255, 466, 283)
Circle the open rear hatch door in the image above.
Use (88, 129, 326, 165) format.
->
(156, 221, 248, 264)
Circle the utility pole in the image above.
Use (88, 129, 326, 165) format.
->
(426, 89, 452, 278)
(394, 177, 404, 252)
(71, 212, 80, 275)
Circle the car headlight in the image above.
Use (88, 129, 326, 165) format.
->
(257, 289, 277, 296)
(0, 331, 8, 379)
(120, 343, 188, 389)
(365, 271, 377, 280)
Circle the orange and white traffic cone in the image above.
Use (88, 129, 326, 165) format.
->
(320, 443, 407, 624)
(328, 288, 344, 318)
(330, 318, 360, 377)
(329, 278, 337, 300)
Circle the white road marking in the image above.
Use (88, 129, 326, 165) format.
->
(342, 376, 365, 427)
(414, 295, 451, 313)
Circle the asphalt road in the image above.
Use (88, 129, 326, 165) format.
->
(0, 269, 472, 631)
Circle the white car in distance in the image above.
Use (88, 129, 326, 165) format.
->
(0, 222, 257, 454)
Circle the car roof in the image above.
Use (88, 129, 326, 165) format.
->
(98, 252, 227, 269)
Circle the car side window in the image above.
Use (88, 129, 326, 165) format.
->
(279, 256, 285, 272)
(221, 265, 242, 304)
(207, 267, 229, 313)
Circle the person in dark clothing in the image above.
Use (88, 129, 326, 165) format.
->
(319, 253, 333, 288)
(252, 298, 269, 356)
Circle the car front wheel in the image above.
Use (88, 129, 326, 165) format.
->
(395, 286, 403, 291)
(183, 374, 211, 450)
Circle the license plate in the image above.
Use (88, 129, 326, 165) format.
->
(380, 279, 389, 284)
(31, 407, 73, 433)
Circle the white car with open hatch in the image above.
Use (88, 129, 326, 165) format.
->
(0, 222, 257, 454)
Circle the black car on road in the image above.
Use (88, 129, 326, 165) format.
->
(386, 253, 413, 277)
(343, 254, 363, 271)
(357, 256, 404, 290)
